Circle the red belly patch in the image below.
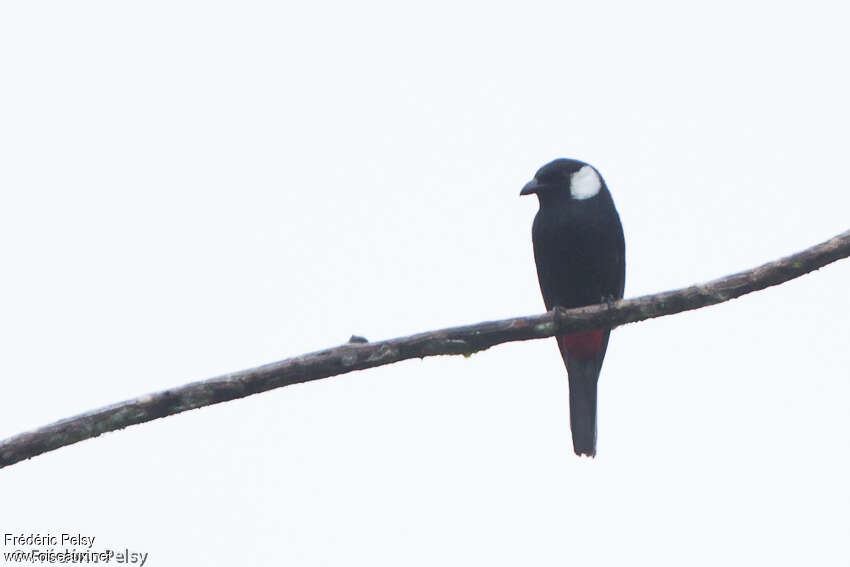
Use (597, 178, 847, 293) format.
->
(558, 330, 604, 360)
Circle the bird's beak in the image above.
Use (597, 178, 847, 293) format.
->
(520, 178, 543, 196)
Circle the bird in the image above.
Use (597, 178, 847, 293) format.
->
(520, 158, 625, 456)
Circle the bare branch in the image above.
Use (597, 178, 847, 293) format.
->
(2, 230, 848, 469)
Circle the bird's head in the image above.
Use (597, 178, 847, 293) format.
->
(520, 158, 605, 202)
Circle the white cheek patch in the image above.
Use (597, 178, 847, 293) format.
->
(570, 165, 602, 200)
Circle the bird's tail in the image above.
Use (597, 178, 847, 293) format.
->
(565, 356, 600, 457)
(567, 358, 599, 457)
(557, 330, 609, 457)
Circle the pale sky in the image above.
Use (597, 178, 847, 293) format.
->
(1, 2, 848, 566)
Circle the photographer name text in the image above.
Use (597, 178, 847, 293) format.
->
(4, 534, 96, 549)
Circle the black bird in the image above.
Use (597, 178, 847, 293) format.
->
(520, 158, 625, 456)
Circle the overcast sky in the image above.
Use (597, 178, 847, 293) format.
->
(2, 2, 848, 565)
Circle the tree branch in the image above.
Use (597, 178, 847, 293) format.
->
(2, 230, 848, 469)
